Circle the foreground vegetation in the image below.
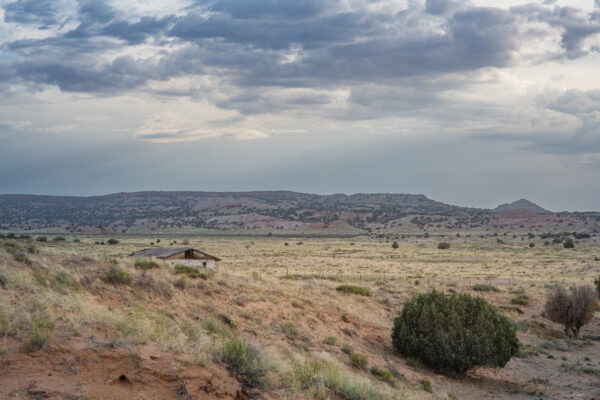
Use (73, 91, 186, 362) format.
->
(0, 233, 599, 399)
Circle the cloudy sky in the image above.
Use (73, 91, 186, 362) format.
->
(1, 0, 599, 210)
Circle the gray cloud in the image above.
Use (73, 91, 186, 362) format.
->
(3, 0, 599, 95)
(3, 0, 62, 26)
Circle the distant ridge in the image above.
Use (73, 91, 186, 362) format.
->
(494, 199, 550, 214)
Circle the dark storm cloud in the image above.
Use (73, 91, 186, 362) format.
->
(3, 0, 61, 26)
(208, 0, 325, 20)
(167, 10, 379, 51)
(2, 0, 599, 96)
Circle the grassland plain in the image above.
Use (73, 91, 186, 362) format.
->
(0, 233, 599, 399)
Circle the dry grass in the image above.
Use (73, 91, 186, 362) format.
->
(1, 233, 599, 399)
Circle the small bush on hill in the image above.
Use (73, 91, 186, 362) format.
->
(563, 238, 575, 248)
(370, 366, 392, 382)
(391, 241, 399, 249)
(13, 253, 31, 265)
(52, 237, 66, 242)
(106, 238, 119, 245)
(437, 242, 450, 250)
(545, 285, 597, 338)
(511, 295, 529, 305)
(174, 276, 187, 289)
(349, 353, 368, 369)
(174, 264, 210, 279)
(280, 321, 299, 340)
(473, 284, 499, 292)
(392, 290, 519, 374)
(220, 335, 268, 387)
(134, 273, 173, 298)
(134, 259, 159, 270)
(104, 267, 132, 285)
(23, 313, 54, 353)
(323, 336, 337, 345)
(336, 285, 371, 296)
(421, 378, 432, 393)
(595, 276, 600, 298)
(36, 236, 47, 242)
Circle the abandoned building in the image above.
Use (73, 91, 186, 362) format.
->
(129, 248, 221, 269)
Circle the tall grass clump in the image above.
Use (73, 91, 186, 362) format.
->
(104, 267, 132, 285)
(21, 305, 55, 353)
(134, 259, 159, 270)
(174, 264, 210, 279)
(336, 285, 371, 296)
(283, 357, 396, 399)
(320, 358, 395, 400)
(392, 290, 519, 374)
(220, 335, 268, 387)
(472, 284, 499, 292)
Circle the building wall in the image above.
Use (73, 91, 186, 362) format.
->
(166, 259, 216, 270)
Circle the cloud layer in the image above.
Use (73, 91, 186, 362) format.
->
(1, 0, 600, 209)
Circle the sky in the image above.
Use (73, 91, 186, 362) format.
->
(0, 0, 600, 211)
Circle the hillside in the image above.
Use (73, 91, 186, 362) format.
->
(0, 191, 481, 234)
(0, 192, 596, 235)
(494, 199, 550, 214)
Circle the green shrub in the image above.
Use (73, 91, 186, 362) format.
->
(529, 243, 535, 248)
(323, 336, 337, 345)
(473, 284, 499, 292)
(174, 264, 210, 279)
(280, 321, 299, 340)
(284, 359, 322, 390)
(349, 353, 367, 369)
(336, 285, 371, 296)
(104, 267, 132, 285)
(0, 305, 10, 334)
(370, 366, 392, 382)
(106, 238, 120, 245)
(52, 236, 66, 242)
(421, 378, 432, 393)
(174, 276, 187, 289)
(595, 276, 600, 298)
(563, 238, 574, 248)
(14, 253, 31, 265)
(51, 271, 79, 293)
(392, 290, 519, 374)
(511, 295, 529, 305)
(134, 273, 173, 298)
(391, 241, 399, 249)
(437, 242, 450, 250)
(36, 236, 47, 242)
(321, 360, 394, 400)
(341, 344, 353, 354)
(23, 315, 54, 353)
(134, 259, 159, 270)
(202, 317, 230, 337)
(220, 335, 268, 387)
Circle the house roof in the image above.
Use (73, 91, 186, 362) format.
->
(129, 247, 221, 261)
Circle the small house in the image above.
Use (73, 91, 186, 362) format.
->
(129, 247, 221, 269)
